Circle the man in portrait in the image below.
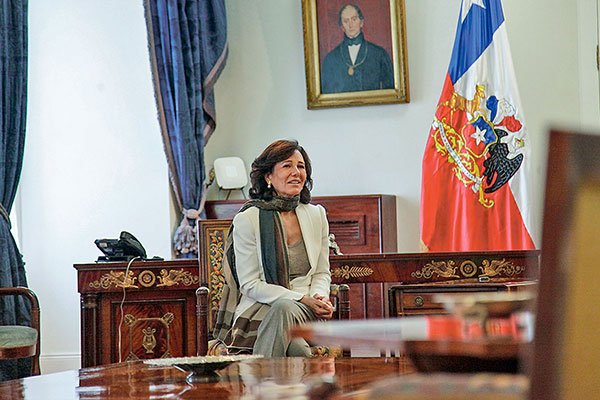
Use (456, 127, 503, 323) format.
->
(321, 3, 394, 94)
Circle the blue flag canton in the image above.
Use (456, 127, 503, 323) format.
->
(448, 0, 505, 83)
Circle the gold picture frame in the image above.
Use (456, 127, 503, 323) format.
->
(301, 0, 409, 109)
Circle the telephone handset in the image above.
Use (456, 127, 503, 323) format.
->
(118, 231, 147, 258)
(95, 231, 147, 261)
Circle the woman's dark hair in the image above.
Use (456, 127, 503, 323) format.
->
(249, 139, 313, 204)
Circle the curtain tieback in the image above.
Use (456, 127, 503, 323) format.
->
(173, 209, 200, 256)
(0, 203, 10, 226)
(183, 209, 200, 220)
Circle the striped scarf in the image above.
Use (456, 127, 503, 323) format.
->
(212, 195, 300, 352)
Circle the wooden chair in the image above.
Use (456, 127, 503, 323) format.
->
(195, 219, 350, 356)
(0, 287, 41, 376)
(528, 130, 600, 400)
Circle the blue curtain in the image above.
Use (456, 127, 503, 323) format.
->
(0, 0, 31, 381)
(144, 0, 228, 257)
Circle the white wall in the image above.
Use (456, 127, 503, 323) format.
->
(578, 0, 600, 129)
(206, 0, 586, 251)
(22, 1, 170, 373)
(17, 0, 596, 374)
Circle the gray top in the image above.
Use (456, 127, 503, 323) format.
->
(287, 237, 311, 280)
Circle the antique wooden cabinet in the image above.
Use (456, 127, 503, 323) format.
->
(205, 194, 397, 254)
(74, 259, 199, 367)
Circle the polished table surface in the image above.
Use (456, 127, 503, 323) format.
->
(0, 357, 415, 399)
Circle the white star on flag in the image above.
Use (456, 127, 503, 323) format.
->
(461, 0, 486, 22)
(471, 126, 486, 145)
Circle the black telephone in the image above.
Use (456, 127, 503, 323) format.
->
(95, 231, 147, 262)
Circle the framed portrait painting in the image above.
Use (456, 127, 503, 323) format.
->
(301, 0, 409, 109)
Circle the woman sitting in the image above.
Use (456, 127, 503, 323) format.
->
(213, 139, 333, 357)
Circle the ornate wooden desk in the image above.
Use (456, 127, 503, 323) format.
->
(329, 250, 539, 320)
(74, 259, 200, 368)
(75, 251, 539, 367)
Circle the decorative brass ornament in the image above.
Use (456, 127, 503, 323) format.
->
(89, 269, 198, 290)
(411, 260, 459, 279)
(161, 313, 175, 325)
(124, 314, 137, 327)
(138, 270, 156, 287)
(479, 259, 525, 277)
(459, 260, 478, 277)
(331, 265, 374, 280)
(411, 259, 526, 280)
(142, 327, 157, 354)
(157, 269, 200, 287)
(89, 270, 138, 289)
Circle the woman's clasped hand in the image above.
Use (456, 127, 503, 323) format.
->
(300, 294, 334, 319)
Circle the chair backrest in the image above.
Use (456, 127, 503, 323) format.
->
(197, 218, 232, 334)
(196, 218, 350, 339)
(529, 130, 600, 400)
(0, 287, 41, 376)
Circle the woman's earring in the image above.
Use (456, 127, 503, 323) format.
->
(267, 180, 272, 189)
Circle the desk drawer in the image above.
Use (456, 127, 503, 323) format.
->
(400, 293, 447, 312)
(394, 285, 508, 316)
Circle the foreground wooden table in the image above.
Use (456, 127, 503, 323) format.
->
(0, 357, 414, 399)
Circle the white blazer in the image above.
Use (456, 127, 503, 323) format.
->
(232, 203, 332, 320)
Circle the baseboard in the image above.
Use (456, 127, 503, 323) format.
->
(40, 354, 81, 375)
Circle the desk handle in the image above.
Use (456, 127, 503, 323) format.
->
(414, 296, 424, 307)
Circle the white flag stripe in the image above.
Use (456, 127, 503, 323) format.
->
(453, 22, 535, 244)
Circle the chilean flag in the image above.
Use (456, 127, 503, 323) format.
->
(420, 0, 535, 251)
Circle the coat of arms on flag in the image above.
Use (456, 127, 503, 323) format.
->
(420, 0, 535, 252)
